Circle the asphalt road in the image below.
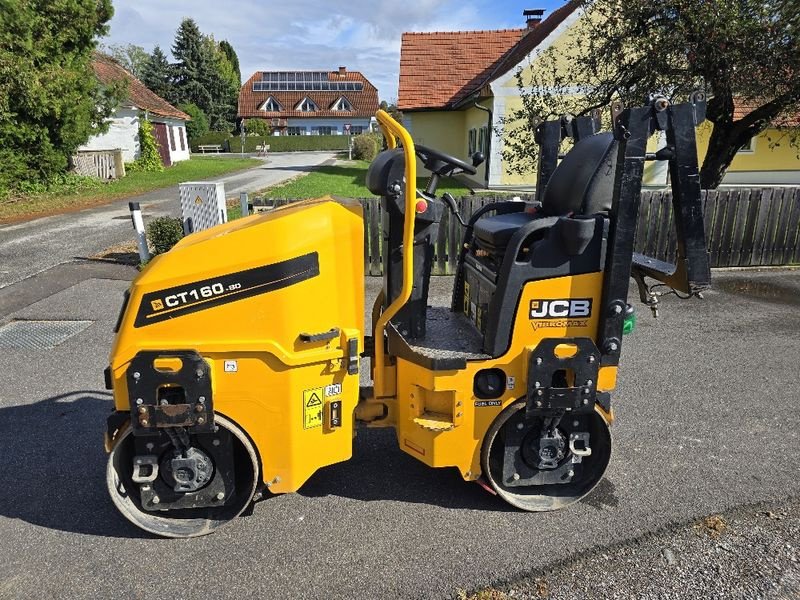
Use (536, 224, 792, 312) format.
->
(0, 261, 798, 599)
(0, 151, 337, 289)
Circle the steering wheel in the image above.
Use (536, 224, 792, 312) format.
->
(415, 144, 477, 176)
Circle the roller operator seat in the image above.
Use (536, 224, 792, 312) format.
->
(472, 132, 618, 256)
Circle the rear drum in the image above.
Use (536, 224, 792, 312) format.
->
(481, 400, 611, 511)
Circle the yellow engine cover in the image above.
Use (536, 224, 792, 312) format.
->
(109, 197, 365, 493)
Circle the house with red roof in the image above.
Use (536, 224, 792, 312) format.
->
(79, 53, 191, 167)
(238, 67, 379, 136)
(399, 3, 800, 188)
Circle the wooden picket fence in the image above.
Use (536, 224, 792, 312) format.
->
(264, 187, 800, 275)
(71, 150, 125, 180)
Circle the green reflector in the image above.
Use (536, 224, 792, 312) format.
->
(623, 311, 636, 335)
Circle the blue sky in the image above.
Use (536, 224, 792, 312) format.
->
(103, 0, 565, 101)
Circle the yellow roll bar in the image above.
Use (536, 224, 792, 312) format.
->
(373, 109, 417, 398)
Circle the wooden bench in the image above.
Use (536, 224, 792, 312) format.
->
(198, 145, 222, 154)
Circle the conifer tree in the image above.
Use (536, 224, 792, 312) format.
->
(140, 46, 172, 101)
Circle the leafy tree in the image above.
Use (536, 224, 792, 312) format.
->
(140, 46, 172, 100)
(202, 36, 238, 131)
(0, 0, 120, 194)
(501, 0, 800, 189)
(104, 43, 149, 78)
(218, 40, 241, 87)
(179, 103, 209, 140)
(243, 118, 270, 137)
(380, 100, 402, 122)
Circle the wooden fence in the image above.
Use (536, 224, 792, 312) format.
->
(71, 150, 125, 180)
(264, 187, 800, 275)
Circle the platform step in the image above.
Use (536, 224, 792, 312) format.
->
(413, 412, 455, 432)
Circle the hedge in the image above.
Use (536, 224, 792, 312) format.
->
(191, 133, 351, 153)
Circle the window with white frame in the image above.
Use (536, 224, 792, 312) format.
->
(314, 126, 334, 135)
(330, 96, 354, 112)
(351, 125, 364, 135)
(287, 126, 306, 136)
(738, 136, 756, 153)
(259, 96, 283, 112)
(295, 97, 319, 112)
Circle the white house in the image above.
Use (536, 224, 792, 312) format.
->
(81, 54, 191, 166)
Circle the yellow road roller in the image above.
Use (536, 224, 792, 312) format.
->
(104, 94, 711, 537)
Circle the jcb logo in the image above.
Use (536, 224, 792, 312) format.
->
(530, 298, 592, 319)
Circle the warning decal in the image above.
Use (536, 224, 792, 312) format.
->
(303, 387, 324, 429)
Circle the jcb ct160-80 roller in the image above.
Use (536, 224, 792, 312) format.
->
(104, 94, 711, 537)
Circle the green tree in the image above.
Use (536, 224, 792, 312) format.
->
(171, 19, 235, 132)
(218, 40, 241, 87)
(0, 0, 120, 194)
(171, 19, 214, 106)
(380, 100, 402, 122)
(501, 0, 800, 189)
(140, 46, 172, 100)
(243, 118, 269, 137)
(202, 36, 238, 131)
(179, 103, 209, 140)
(104, 43, 149, 78)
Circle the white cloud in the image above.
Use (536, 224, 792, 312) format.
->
(103, 0, 500, 100)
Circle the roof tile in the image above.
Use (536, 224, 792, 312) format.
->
(238, 70, 379, 119)
(398, 1, 582, 111)
(92, 53, 189, 121)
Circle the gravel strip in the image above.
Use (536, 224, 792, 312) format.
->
(463, 497, 800, 599)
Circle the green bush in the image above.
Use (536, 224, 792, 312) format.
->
(147, 216, 184, 255)
(352, 133, 379, 161)
(127, 119, 164, 173)
(179, 103, 210, 140)
(243, 119, 270, 137)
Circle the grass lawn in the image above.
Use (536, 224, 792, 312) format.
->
(0, 156, 261, 223)
(256, 160, 471, 200)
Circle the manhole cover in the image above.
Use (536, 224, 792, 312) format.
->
(0, 320, 93, 350)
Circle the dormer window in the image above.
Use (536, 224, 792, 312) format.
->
(330, 96, 354, 112)
(295, 97, 319, 112)
(259, 96, 282, 112)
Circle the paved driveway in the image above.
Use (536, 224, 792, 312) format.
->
(0, 152, 337, 289)
(0, 265, 797, 599)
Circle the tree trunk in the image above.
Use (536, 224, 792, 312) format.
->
(699, 121, 758, 189)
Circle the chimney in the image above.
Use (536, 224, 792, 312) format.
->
(523, 9, 545, 28)
(338, 66, 347, 78)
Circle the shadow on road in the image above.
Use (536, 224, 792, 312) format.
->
(298, 427, 512, 511)
(0, 391, 147, 539)
(298, 428, 619, 511)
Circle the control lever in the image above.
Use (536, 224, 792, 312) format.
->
(441, 193, 467, 227)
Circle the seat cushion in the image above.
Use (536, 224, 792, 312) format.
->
(473, 211, 537, 251)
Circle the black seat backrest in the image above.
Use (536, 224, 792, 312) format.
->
(541, 132, 618, 217)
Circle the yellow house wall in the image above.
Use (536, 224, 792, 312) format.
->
(404, 105, 493, 186)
